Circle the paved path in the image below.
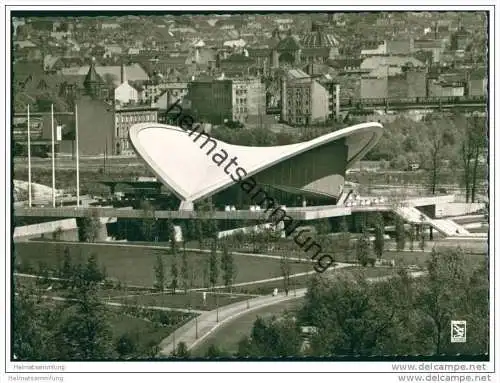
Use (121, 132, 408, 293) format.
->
(158, 268, 423, 356)
(37, 294, 207, 314)
(158, 288, 308, 356)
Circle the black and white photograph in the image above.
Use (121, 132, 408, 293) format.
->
(1, 2, 497, 382)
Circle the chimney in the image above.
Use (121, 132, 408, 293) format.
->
(120, 62, 126, 84)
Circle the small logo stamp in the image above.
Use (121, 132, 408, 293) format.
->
(451, 320, 467, 343)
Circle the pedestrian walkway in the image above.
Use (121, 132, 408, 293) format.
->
(158, 288, 308, 356)
(158, 270, 425, 356)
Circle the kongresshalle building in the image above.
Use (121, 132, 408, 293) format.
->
(128, 121, 383, 212)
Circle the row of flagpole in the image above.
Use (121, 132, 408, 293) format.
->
(25, 103, 79, 208)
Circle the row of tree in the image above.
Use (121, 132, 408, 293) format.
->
(152, 224, 237, 294)
(227, 248, 488, 358)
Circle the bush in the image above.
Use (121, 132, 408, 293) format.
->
(390, 155, 409, 170)
(116, 334, 137, 358)
(379, 159, 390, 170)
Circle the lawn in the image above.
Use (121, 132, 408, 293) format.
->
(107, 309, 197, 358)
(380, 250, 486, 268)
(231, 265, 398, 295)
(192, 299, 303, 357)
(14, 241, 312, 288)
(333, 246, 486, 269)
(109, 311, 170, 350)
(11, 278, 192, 359)
(112, 291, 256, 311)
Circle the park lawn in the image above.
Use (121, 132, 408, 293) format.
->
(192, 299, 303, 357)
(232, 266, 404, 295)
(108, 311, 182, 357)
(381, 250, 485, 269)
(337, 248, 486, 269)
(14, 241, 312, 288)
(112, 291, 255, 311)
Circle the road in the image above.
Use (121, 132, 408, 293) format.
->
(158, 270, 425, 356)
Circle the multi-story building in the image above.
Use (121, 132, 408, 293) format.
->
(428, 80, 465, 97)
(187, 80, 233, 125)
(360, 65, 427, 99)
(188, 78, 265, 125)
(412, 39, 445, 63)
(231, 78, 266, 124)
(142, 80, 188, 105)
(280, 69, 330, 126)
(468, 67, 487, 97)
(154, 82, 189, 110)
(114, 104, 158, 155)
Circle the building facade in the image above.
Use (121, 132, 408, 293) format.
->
(187, 80, 233, 125)
(58, 96, 115, 157)
(114, 105, 158, 155)
(188, 78, 265, 125)
(231, 78, 266, 123)
(281, 70, 330, 126)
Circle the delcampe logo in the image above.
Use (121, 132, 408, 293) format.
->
(450, 320, 467, 343)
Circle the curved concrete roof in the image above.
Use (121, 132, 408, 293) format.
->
(129, 121, 383, 202)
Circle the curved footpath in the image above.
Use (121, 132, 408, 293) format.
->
(158, 270, 425, 356)
(158, 288, 308, 356)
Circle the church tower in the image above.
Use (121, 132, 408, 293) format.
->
(83, 57, 104, 99)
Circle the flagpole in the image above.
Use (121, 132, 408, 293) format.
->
(75, 104, 80, 207)
(27, 104, 32, 207)
(51, 104, 55, 207)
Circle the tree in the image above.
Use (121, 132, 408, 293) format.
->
(469, 115, 486, 202)
(170, 251, 178, 294)
(61, 247, 72, 282)
(195, 199, 218, 247)
(416, 248, 468, 355)
(83, 253, 105, 285)
(419, 224, 426, 251)
(195, 220, 204, 249)
(13, 287, 58, 360)
(116, 333, 137, 358)
(209, 241, 219, 291)
(314, 219, 331, 235)
(408, 224, 415, 251)
(356, 228, 372, 267)
(220, 243, 237, 292)
(280, 252, 291, 296)
(169, 221, 179, 294)
(427, 119, 448, 195)
(338, 216, 351, 262)
(181, 243, 189, 294)
(205, 344, 229, 358)
(55, 256, 115, 359)
(153, 252, 166, 291)
(373, 212, 385, 260)
(395, 215, 406, 251)
(457, 115, 486, 202)
(299, 271, 409, 357)
(140, 200, 157, 242)
(174, 341, 190, 358)
(238, 315, 303, 357)
(167, 220, 177, 253)
(76, 213, 101, 243)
